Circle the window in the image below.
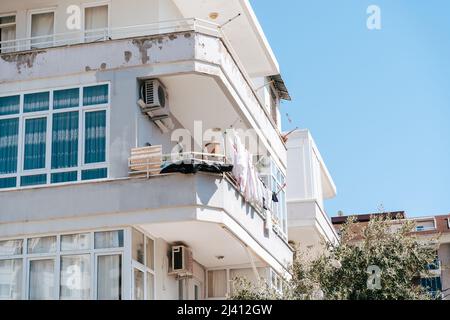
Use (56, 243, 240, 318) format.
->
(23, 117, 47, 170)
(0, 229, 126, 300)
(207, 269, 227, 298)
(94, 230, 123, 249)
(260, 160, 287, 236)
(421, 277, 442, 298)
(29, 259, 56, 300)
(30, 11, 54, 49)
(0, 14, 16, 53)
(97, 254, 121, 300)
(0, 259, 22, 299)
(0, 118, 19, 174)
(60, 254, 90, 300)
(84, 5, 109, 42)
(131, 228, 155, 300)
(0, 84, 109, 190)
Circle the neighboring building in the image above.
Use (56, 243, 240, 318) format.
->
(0, 0, 299, 300)
(332, 212, 450, 299)
(286, 129, 339, 256)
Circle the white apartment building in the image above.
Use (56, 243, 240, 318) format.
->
(286, 129, 338, 256)
(0, 0, 300, 300)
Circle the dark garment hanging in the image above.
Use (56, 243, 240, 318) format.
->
(160, 159, 233, 175)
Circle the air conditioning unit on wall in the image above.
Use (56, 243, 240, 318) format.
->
(169, 245, 193, 277)
(138, 79, 174, 133)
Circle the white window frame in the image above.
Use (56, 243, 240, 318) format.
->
(0, 12, 17, 53)
(27, 8, 56, 50)
(130, 227, 156, 300)
(0, 82, 110, 190)
(82, 1, 111, 42)
(0, 227, 127, 300)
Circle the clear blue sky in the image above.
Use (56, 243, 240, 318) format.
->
(251, 0, 450, 218)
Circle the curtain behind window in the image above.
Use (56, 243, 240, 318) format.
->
(208, 270, 227, 298)
(1, 26, 16, 53)
(97, 255, 121, 300)
(85, 6, 108, 42)
(0, 118, 19, 174)
(84, 111, 106, 164)
(24, 117, 47, 170)
(31, 12, 54, 49)
(52, 112, 79, 169)
(29, 259, 55, 300)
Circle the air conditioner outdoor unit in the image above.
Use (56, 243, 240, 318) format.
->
(169, 245, 193, 277)
(138, 79, 174, 133)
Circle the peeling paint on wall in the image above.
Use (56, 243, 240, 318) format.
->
(0, 51, 45, 73)
(124, 51, 132, 62)
(132, 39, 153, 64)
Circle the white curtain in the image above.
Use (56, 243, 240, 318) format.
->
(97, 255, 121, 300)
(60, 255, 91, 300)
(208, 270, 227, 298)
(0, 259, 22, 300)
(133, 269, 144, 300)
(94, 230, 122, 249)
(85, 5, 108, 42)
(31, 12, 54, 48)
(29, 259, 55, 300)
(1, 26, 16, 53)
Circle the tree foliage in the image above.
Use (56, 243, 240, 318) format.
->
(232, 215, 439, 300)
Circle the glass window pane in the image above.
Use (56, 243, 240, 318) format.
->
(61, 233, 90, 251)
(133, 268, 144, 300)
(51, 112, 79, 169)
(97, 254, 121, 300)
(30, 12, 54, 49)
(20, 174, 47, 187)
(208, 270, 227, 298)
(24, 117, 47, 170)
(83, 85, 108, 106)
(29, 259, 55, 300)
(146, 237, 154, 270)
(51, 171, 77, 184)
(0, 259, 22, 300)
(0, 239, 23, 256)
(53, 88, 79, 110)
(132, 229, 144, 264)
(0, 16, 15, 25)
(85, 6, 108, 42)
(0, 118, 19, 174)
(0, 95, 19, 116)
(0, 25, 16, 53)
(146, 272, 154, 300)
(27, 236, 56, 254)
(94, 230, 123, 249)
(24, 92, 49, 113)
(84, 110, 106, 164)
(60, 255, 90, 300)
(0, 177, 16, 189)
(81, 168, 107, 181)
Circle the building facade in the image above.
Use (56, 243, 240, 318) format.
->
(332, 212, 450, 300)
(0, 0, 300, 300)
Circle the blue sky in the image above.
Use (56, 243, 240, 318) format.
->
(251, 0, 450, 218)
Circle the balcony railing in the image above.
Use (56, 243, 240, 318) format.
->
(0, 18, 219, 53)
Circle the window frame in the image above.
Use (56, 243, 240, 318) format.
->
(130, 227, 156, 300)
(0, 12, 17, 53)
(82, 1, 111, 42)
(0, 83, 110, 190)
(27, 8, 56, 50)
(0, 227, 127, 300)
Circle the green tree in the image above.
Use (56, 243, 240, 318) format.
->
(232, 215, 439, 300)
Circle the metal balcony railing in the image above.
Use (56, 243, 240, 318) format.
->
(0, 18, 219, 53)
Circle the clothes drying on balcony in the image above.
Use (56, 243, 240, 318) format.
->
(225, 129, 268, 211)
(160, 158, 233, 175)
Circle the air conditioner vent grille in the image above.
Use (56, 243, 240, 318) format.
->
(145, 81, 155, 104)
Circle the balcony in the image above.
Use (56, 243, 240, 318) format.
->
(0, 18, 286, 166)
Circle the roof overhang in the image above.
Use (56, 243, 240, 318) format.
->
(172, 0, 280, 77)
